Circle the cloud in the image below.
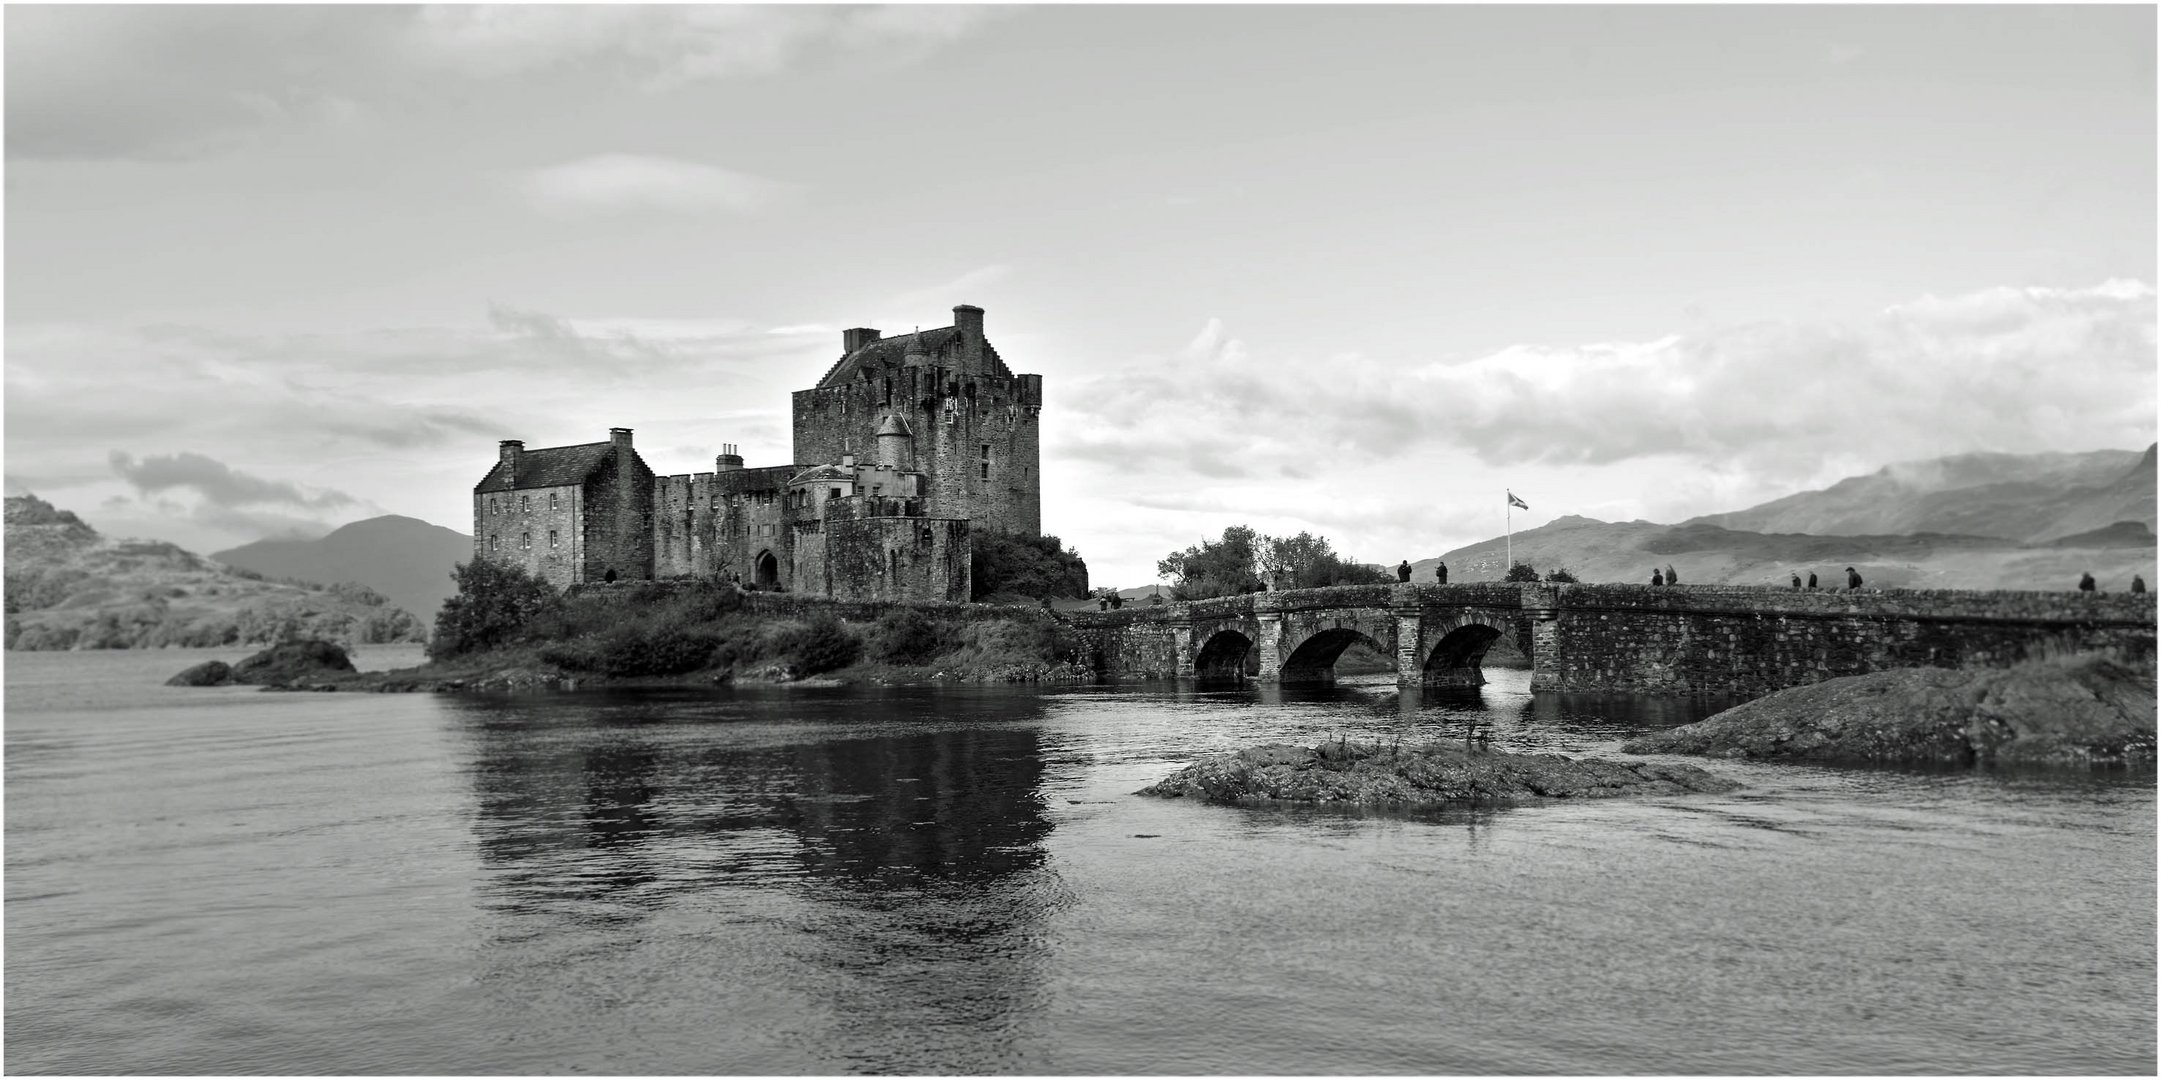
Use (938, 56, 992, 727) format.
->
(517, 154, 791, 218)
(1063, 280, 2157, 496)
(4, 6, 402, 160)
(6, 5, 1009, 160)
(404, 4, 1011, 89)
(108, 451, 359, 510)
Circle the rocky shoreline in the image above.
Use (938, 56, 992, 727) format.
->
(1138, 738, 1741, 807)
(1620, 653, 2156, 767)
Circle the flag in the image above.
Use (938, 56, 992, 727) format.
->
(1507, 491, 1529, 510)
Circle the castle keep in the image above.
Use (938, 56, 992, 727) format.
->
(471, 305, 1041, 602)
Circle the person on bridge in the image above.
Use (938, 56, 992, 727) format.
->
(1397, 560, 1412, 583)
(1435, 561, 1448, 584)
(1790, 572, 1802, 590)
(1845, 567, 1863, 591)
(1808, 571, 1818, 590)
(1651, 568, 1664, 587)
(2079, 571, 2097, 594)
(2134, 575, 2148, 594)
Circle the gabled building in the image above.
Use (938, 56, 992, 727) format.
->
(472, 427, 654, 589)
(469, 305, 1040, 602)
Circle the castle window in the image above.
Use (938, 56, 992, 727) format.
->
(520, 495, 530, 514)
(489, 534, 499, 551)
(548, 530, 559, 549)
(549, 492, 559, 510)
(829, 488, 841, 501)
(981, 463, 990, 479)
(520, 532, 531, 551)
(980, 444, 991, 459)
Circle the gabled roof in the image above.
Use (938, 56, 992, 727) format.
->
(815, 326, 1015, 388)
(475, 442, 617, 493)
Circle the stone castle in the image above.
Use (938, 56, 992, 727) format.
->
(471, 305, 1041, 601)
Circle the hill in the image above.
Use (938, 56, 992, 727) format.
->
(5, 494, 429, 651)
(214, 514, 471, 625)
(1685, 445, 2153, 542)
(1412, 514, 2153, 592)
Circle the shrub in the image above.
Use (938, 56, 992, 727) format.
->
(772, 616, 862, 675)
(973, 532, 1091, 601)
(430, 560, 561, 660)
(1544, 567, 1580, 583)
(865, 607, 952, 665)
(1504, 562, 1540, 583)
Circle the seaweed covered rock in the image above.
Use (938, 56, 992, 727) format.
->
(1621, 654, 2156, 767)
(229, 640, 358, 687)
(1138, 738, 1739, 806)
(165, 660, 235, 687)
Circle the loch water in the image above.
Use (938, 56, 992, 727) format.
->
(5, 648, 2154, 1075)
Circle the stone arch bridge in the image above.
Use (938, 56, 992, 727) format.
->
(1064, 582, 2157, 696)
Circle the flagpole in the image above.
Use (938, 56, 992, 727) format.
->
(1505, 491, 1512, 577)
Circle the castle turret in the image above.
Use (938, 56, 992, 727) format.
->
(874, 412, 914, 470)
(953, 304, 984, 369)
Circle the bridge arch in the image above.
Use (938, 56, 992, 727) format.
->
(1420, 616, 1522, 686)
(1194, 629, 1255, 681)
(1279, 626, 1390, 683)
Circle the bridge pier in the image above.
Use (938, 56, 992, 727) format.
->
(1255, 610, 1284, 682)
(1171, 622, 1195, 679)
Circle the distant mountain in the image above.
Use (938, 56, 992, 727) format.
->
(1685, 446, 2153, 543)
(5, 495, 428, 650)
(214, 514, 472, 626)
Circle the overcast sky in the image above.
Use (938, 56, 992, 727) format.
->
(6, 4, 2155, 586)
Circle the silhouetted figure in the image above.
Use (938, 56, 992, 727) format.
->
(1098, 598, 1109, 611)
(1110, 594, 1123, 609)
(1397, 560, 1412, 583)
(1652, 569, 1664, 587)
(1665, 564, 1679, 586)
(1845, 567, 1862, 591)
(2134, 575, 2148, 594)
(1435, 562, 1448, 584)
(2078, 571, 2096, 594)
(1791, 572, 1802, 590)
(1807, 571, 1818, 590)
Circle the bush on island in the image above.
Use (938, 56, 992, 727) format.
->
(430, 560, 561, 660)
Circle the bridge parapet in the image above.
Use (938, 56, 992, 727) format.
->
(1544, 583, 2155, 626)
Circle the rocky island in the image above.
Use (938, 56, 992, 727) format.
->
(1138, 738, 1741, 807)
(1620, 652, 2156, 767)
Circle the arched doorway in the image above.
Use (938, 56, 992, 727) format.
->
(1278, 627, 1387, 684)
(1194, 630, 1254, 681)
(753, 550, 779, 589)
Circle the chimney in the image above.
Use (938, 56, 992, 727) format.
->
(952, 304, 983, 342)
(499, 439, 522, 477)
(843, 327, 881, 354)
(610, 427, 633, 448)
(715, 442, 744, 472)
(840, 452, 856, 469)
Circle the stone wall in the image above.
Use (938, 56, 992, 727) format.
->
(821, 504, 972, 603)
(1530, 584, 2157, 694)
(473, 483, 585, 589)
(581, 453, 655, 584)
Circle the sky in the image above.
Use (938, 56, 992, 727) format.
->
(5, 3, 2156, 587)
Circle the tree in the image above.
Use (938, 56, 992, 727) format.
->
(1504, 561, 1540, 583)
(1158, 525, 1264, 600)
(1258, 531, 1392, 589)
(971, 532, 1090, 601)
(430, 560, 561, 660)
(1544, 567, 1580, 583)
